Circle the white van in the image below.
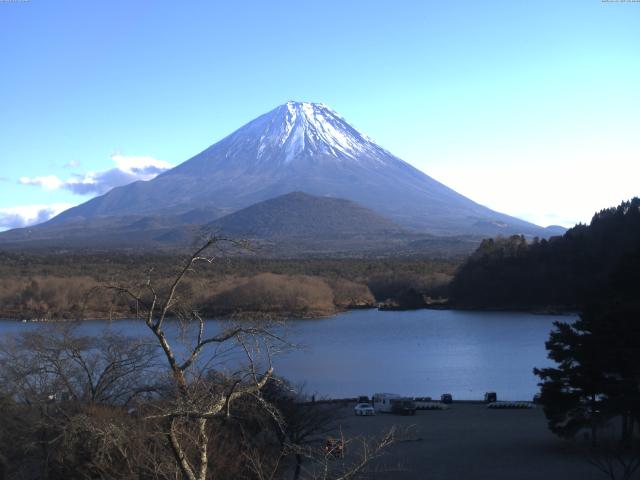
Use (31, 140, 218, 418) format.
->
(372, 393, 401, 413)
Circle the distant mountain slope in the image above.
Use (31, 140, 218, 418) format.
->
(0, 209, 222, 249)
(449, 198, 640, 309)
(38, 101, 553, 238)
(208, 192, 404, 238)
(0, 192, 480, 256)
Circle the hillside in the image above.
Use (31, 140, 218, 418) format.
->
(449, 198, 640, 310)
(209, 192, 404, 238)
(0, 192, 483, 257)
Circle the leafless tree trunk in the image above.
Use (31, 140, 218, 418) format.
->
(103, 237, 283, 480)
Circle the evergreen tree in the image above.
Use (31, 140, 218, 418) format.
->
(535, 253, 640, 445)
(534, 310, 609, 443)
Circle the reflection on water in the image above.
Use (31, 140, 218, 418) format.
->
(0, 309, 573, 400)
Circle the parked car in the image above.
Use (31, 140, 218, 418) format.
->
(354, 403, 376, 416)
(484, 392, 497, 403)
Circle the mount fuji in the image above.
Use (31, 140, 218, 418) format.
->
(2, 101, 561, 250)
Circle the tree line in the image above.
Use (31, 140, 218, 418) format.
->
(0, 253, 456, 320)
(449, 198, 640, 310)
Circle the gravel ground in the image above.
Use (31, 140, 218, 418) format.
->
(332, 403, 602, 480)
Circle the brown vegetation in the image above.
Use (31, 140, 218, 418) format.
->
(208, 273, 337, 317)
(0, 276, 123, 320)
(0, 252, 457, 320)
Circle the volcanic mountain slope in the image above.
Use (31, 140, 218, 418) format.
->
(0, 192, 481, 256)
(39, 101, 554, 238)
(151, 192, 425, 256)
(208, 192, 404, 239)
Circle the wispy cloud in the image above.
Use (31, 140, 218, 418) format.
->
(19, 175, 64, 190)
(0, 203, 75, 231)
(64, 159, 80, 168)
(19, 154, 172, 196)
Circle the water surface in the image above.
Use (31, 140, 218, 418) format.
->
(0, 309, 573, 400)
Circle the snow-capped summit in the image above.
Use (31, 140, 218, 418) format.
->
(253, 101, 384, 163)
(45, 101, 551, 237)
(207, 101, 393, 167)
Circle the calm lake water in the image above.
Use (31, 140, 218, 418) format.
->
(0, 309, 575, 401)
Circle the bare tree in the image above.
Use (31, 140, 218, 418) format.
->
(101, 237, 397, 480)
(54, 406, 182, 480)
(243, 424, 397, 480)
(257, 379, 345, 479)
(240, 378, 402, 480)
(0, 326, 159, 406)
(100, 236, 285, 480)
(0, 326, 161, 480)
(306, 428, 397, 480)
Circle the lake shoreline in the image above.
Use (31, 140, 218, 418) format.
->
(0, 309, 566, 400)
(0, 302, 579, 323)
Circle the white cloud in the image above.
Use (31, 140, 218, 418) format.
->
(64, 160, 80, 168)
(111, 154, 171, 178)
(18, 154, 172, 196)
(0, 203, 75, 231)
(19, 175, 64, 191)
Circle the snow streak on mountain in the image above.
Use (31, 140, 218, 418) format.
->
(170, 100, 407, 175)
(248, 101, 389, 164)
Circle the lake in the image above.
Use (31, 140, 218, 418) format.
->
(0, 309, 574, 401)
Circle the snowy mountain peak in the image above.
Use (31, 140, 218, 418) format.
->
(282, 101, 342, 125)
(33, 101, 552, 240)
(220, 101, 390, 165)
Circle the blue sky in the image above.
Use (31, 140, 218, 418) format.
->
(1, 0, 638, 229)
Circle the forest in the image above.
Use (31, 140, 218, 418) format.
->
(3, 198, 640, 319)
(448, 198, 640, 311)
(0, 253, 457, 320)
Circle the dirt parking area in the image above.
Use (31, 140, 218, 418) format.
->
(333, 403, 601, 480)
